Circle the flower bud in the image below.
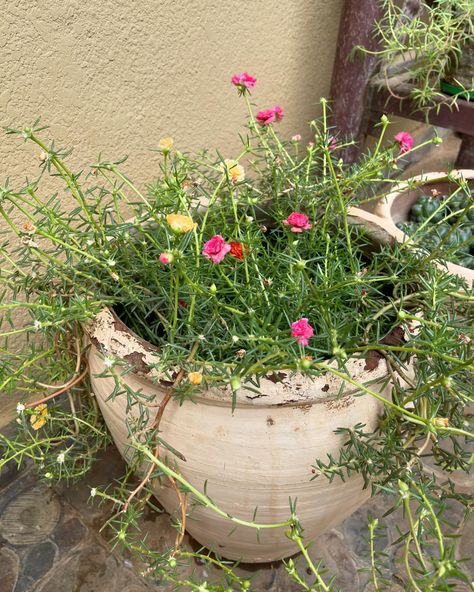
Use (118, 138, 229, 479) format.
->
(209, 283, 217, 295)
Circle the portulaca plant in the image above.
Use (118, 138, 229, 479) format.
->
(0, 72, 473, 591)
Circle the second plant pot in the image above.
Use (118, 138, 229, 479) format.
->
(372, 170, 474, 288)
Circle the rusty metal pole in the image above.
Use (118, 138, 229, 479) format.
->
(329, 0, 382, 163)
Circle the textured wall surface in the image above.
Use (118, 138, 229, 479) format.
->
(1, 0, 343, 186)
(0, 1, 343, 425)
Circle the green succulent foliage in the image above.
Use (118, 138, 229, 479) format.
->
(397, 190, 474, 268)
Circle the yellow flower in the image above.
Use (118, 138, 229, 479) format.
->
(188, 371, 203, 386)
(221, 159, 245, 183)
(166, 213, 197, 233)
(159, 137, 174, 152)
(30, 403, 49, 430)
(433, 417, 449, 428)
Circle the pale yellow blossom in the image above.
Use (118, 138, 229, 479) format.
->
(30, 403, 48, 430)
(188, 371, 203, 386)
(166, 213, 197, 233)
(221, 159, 245, 183)
(159, 137, 174, 152)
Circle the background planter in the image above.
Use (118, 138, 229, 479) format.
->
(86, 308, 392, 563)
(369, 171, 474, 288)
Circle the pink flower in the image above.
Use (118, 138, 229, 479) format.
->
(291, 134, 302, 142)
(291, 318, 314, 347)
(272, 105, 284, 121)
(328, 136, 337, 151)
(231, 72, 256, 91)
(256, 108, 276, 125)
(256, 105, 284, 125)
(202, 235, 231, 264)
(282, 212, 312, 233)
(395, 131, 414, 155)
(159, 252, 173, 265)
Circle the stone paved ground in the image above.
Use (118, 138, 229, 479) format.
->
(1, 436, 472, 592)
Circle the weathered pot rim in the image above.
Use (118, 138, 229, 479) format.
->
(85, 307, 390, 408)
(366, 170, 474, 288)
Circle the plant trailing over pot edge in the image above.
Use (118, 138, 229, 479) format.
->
(0, 73, 473, 590)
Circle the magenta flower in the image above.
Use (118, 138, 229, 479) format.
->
(231, 72, 256, 91)
(273, 105, 284, 121)
(282, 212, 312, 233)
(291, 318, 314, 347)
(256, 108, 276, 125)
(202, 235, 231, 264)
(395, 131, 414, 155)
(256, 105, 284, 125)
(159, 252, 173, 265)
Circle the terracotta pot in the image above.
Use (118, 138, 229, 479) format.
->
(365, 171, 474, 288)
(86, 307, 393, 562)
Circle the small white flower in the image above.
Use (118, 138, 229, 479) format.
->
(33, 320, 42, 331)
(231, 335, 239, 343)
(198, 334, 206, 342)
(106, 259, 116, 267)
(57, 452, 65, 464)
(90, 487, 97, 498)
(16, 402, 25, 414)
(104, 356, 115, 369)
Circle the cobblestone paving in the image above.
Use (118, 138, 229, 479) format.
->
(1, 439, 472, 592)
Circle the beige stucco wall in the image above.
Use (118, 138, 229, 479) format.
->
(0, 1, 343, 426)
(1, 1, 343, 185)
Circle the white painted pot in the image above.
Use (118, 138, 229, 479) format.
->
(86, 308, 392, 562)
(372, 170, 474, 288)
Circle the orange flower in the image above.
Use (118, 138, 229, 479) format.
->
(30, 403, 48, 430)
(166, 214, 197, 233)
(229, 242, 250, 260)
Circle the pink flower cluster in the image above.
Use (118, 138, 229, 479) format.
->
(231, 72, 256, 91)
(202, 235, 231, 264)
(256, 105, 284, 125)
(282, 212, 312, 233)
(291, 318, 314, 347)
(395, 131, 414, 155)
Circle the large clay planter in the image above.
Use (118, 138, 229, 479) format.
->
(369, 171, 474, 288)
(86, 307, 393, 562)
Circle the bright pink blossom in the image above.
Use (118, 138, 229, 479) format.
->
(256, 105, 284, 125)
(231, 72, 256, 90)
(291, 318, 314, 347)
(159, 252, 173, 265)
(272, 105, 284, 121)
(282, 212, 312, 233)
(202, 235, 231, 264)
(256, 108, 277, 125)
(395, 131, 414, 155)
